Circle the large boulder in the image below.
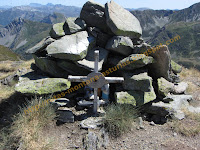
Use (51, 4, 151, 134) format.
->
(76, 48, 109, 71)
(106, 36, 133, 56)
(26, 36, 55, 54)
(149, 45, 171, 81)
(80, 1, 112, 34)
(115, 88, 156, 106)
(33, 55, 69, 78)
(15, 75, 71, 95)
(63, 17, 86, 35)
(105, 1, 142, 38)
(118, 54, 154, 70)
(123, 72, 153, 92)
(49, 22, 65, 39)
(46, 31, 95, 61)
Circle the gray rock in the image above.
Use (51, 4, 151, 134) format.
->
(49, 22, 65, 39)
(57, 60, 90, 76)
(83, 129, 109, 150)
(87, 27, 111, 48)
(157, 77, 175, 97)
(118, 54, 154, 70)
(174, 82, 188, 94)
(76, 48, 109, 71)
(80, 1, 112, 34)
(171, 60, 182, 74)
(106, 36, 133, 56)
(15, 76, 71, 95)
(149, 45, 172, 81)
(26, 36, 55, 54)
(123, 72, 153, 92)
(33, 54, 69, 78)
(132, 42, 152, 54)
(80, 117, 103, 129)
(63, 17, 86, 35)
(46, 31, 94, 61)
(105, 1, 142, 38)
(146, 95, 193, 120)
(56, 110, 74, 123)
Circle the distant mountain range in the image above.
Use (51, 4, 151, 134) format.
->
(132, 2, 200, 69)
(0, 2, 199, 69)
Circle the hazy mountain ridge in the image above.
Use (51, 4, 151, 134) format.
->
(0, 4, 81, 26)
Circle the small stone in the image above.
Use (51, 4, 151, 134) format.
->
(150, 121, 156, 126)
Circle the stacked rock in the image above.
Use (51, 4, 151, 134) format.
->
(26, 0, 185, 108)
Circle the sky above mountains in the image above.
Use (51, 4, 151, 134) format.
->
(0, 0, 200, 10)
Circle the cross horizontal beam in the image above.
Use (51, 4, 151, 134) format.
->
(68, 76, 124, 83)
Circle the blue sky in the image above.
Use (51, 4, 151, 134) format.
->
(1, 0, 200, 9)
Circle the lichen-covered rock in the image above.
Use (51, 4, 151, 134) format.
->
(63, 17, 86, 35)
(106, 36, 133, 56)
(76, 47, 109, 71)
(158, 77, 174, 97)
(46, 31, 94, 61)
(132, 42, 152, 54)
(80, 1, 112, 34)
(123, 72, 153, 92)
(15, 77, 71, 95)
(33, 54, 69, 78)
(49, 22, 65, 39)
(118, 54, 154, 70)
(115, 88, 156, 106)
(26, 36, 55, 54)
(105, 1, 142, 38)
(171, 60, 182, 74)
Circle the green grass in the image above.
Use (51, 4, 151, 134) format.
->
(103, 104, 138, 137)
(0, 45, 20, 61)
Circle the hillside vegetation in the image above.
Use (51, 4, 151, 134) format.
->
(0, 45, 20, 61)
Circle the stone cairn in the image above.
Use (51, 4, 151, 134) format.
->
(23, 0, 194, 124)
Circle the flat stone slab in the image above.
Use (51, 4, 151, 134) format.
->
(118, 54, 154, 70)
(33, 54, 69, 78)
(76, 48, 109, 71)
(80, 117, 103, 129)
(15, 77, 71, 95)
(46, 31, 91, 61)
(105, 1, 142, 38)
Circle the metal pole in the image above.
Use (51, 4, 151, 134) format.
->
(93, 50, 99, 115)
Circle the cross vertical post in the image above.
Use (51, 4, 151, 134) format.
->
(93, 50, 99, 115)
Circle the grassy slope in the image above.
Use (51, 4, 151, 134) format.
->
(13, 20, 51, 59)
(0, 45, 20, 61)
(149, 21, 200, 69)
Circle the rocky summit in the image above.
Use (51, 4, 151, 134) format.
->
(24, 0, 192, 120)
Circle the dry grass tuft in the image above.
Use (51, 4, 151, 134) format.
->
(0, 97, 57, 150)
(170, 110, 200, 137)
(103, 104, 138, 137)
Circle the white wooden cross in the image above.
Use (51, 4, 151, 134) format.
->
(68, 50, 124, 115)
